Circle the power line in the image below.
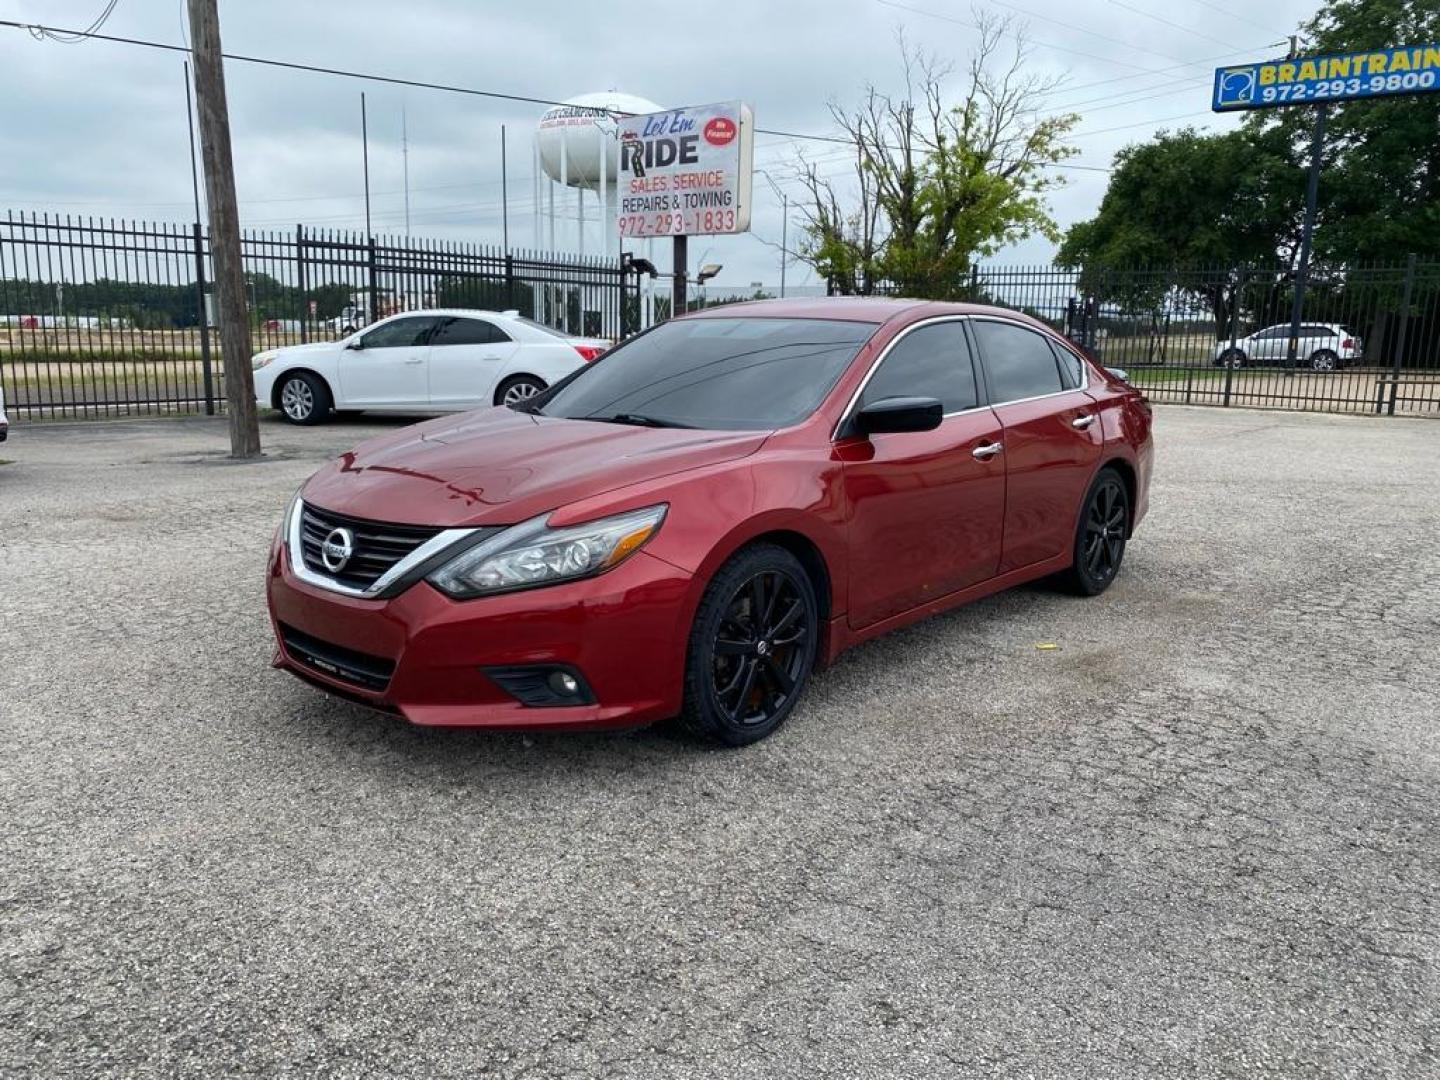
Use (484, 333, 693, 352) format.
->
(876, 0, 1187, 75)
(0, 17, 1104, 176)
(1105, 0, 1237, 51)
(1183, 0, 1293, 39)
(26, 0, 119, 44)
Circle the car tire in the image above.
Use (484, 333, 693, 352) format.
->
(679, 543, 819, 747)
(276, 371, 332, 425)
(1057, 467, 1130, 597)
(494, 374, 547, 407)
(1217, 349, 1246, 369)
(1308, 349, 1339, 372)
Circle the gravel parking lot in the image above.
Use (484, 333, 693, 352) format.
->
(2, 406, 1437, 1078)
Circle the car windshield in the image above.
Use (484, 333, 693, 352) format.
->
(534, 317, 874, 430)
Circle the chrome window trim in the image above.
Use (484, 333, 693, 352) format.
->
(833, 313, 1087, 439)
(287, 501, 483, 599)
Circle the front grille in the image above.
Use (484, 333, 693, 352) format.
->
(278, 622, 396, 692)
(299, 503, 442, 591)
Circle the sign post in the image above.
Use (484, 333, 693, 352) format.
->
(1212, 43, 1440, 366)
(616, 101, 754, 320)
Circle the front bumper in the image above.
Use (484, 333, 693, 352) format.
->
(266, 534, 695, 729)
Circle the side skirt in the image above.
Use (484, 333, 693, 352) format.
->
(823, 552, 1072, 663)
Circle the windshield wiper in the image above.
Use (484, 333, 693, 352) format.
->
(588, 412, 695, 429)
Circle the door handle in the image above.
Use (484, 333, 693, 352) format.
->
(972, 441, 1003, 460)
(403, 358, 424, 365)
(1071, 414, 1096, 429)
(481, 355, 501, 361)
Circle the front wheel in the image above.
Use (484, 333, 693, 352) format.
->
(277, 371, 332, 425)
(494, 374, 547, 407)
(680, 544, 819, 746)
(1057, 467, 1130, 596)
(1217, 349, 1246, 369)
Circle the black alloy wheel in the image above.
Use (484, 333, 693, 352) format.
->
(1309, 349, 1339, 372)
(1059, 468, 1130, 596)
(681, 544, 818, 746)
(1218, 349, 1246, 369)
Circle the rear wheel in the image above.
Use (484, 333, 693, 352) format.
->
(495, 374, 547, 407)
(1308, 349, 1338, 372)
(1057, 467, 1130, 596)
(276, 371, 332, 425)
(680, 544, 819, 746)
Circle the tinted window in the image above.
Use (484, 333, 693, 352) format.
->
(1300, 324, 1335, 337)
(360, 316, 438, 349)
(972, 321, 1065, 403)
(1254, 326, 1287, 340)
(1051, 341, 1084, 389)
(539, 318, 871, 430)
(431, 317, 510, 346)
(860, 322, 977, 413)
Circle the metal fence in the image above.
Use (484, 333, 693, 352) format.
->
(968, 260, 1440, 416)
(0, 211, 634, 420)
(5, 208, 1439, 421)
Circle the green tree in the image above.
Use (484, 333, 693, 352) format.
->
(1057, 127, 1302, 330)
(796, 18, 1078, 298)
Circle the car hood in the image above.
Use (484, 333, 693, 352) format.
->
(274, 341, 339, 359)
(301, 407, 768, 527)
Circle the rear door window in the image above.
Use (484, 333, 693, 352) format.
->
(431, 318, 511, 346)
(971, 320, 1066, 404)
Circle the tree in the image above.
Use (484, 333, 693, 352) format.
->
(1249, 0, 1440, 263)
(795, 19, 1078, 298)
(1057, 127, 1302, 330)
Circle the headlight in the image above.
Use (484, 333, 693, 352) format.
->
(252, 351, 279, 370)
(427, 504, 667, 599)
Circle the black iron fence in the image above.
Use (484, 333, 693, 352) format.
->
(0, 211, 631, 420)
(5, 208, 1439, 421)
(968, 260, 1440, 416)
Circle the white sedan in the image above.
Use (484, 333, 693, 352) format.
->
(251, 309, 608, 425)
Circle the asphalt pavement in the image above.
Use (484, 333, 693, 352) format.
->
(1, 406, 1437, 1078)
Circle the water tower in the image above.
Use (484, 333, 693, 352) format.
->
(534, 91, 662, 258)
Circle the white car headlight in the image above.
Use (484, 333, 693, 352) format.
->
(427, 505, 667, 599)
(252, 350, 280, 370)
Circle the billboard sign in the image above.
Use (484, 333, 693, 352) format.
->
(617, 101, 754, 237)
(1214, 44, 1440, 111)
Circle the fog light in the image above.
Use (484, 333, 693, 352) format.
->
(483, 664, 595, 707)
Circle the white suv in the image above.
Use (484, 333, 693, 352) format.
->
(1214, 323, 1362, 371)
(0, 385, 8, 442)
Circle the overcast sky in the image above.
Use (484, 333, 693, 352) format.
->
(2, 0, 1321, 288)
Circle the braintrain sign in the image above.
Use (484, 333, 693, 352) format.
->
(1213, 43, 1440, 111)
(616, 102, 754, 237)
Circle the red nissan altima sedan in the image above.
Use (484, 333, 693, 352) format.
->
(267, 298, 1153, 745)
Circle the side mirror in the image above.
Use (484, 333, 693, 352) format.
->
(853, 396, 943, 436)
(1105, 367, 1129, 382)
(345, 338, 363, 350)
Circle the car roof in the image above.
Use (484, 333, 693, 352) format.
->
(680, 296, 1062, 333)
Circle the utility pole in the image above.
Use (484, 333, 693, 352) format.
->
(187, 0, 260, 457)
(361, 92, 372, 238)
(780, 193, 788, 298)
(402, 103, 411, 238)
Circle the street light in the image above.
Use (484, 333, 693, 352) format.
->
(696, 263, 722, 309)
